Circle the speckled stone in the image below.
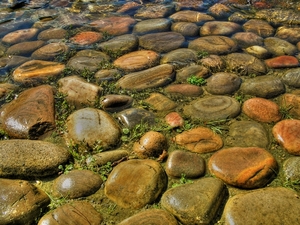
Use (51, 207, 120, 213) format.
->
(70, 31, 103, 45)
(283, 157, 300, 182)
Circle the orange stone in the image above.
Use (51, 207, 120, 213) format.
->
(265, 56, 299, 68)
(165, 112, 184, 128)
(70, 31, 103, 45)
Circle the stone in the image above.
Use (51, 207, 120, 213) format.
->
(38, 201, 103, 225)
(161, 177, 228, 225)
(255, 8, 300, 26)
(174, 126, 223, 153)
(176, 64, 210, 82)
(199, 55, 225, 72)
(101, 94, 133, 113)
(164, 84, 203, 97)
(165, 112, 184, 128)
(0, 139, 70, 178)
(165, 150, 205, 178)
(160, 48, 198, 68)
(242, 97, 282, 123)
(70, 31, 103, 45)
(232, 32, 264, 48)
(133, 18, 171, 35)
(275, 26, 300, 44)
(243, 19, 275, 38)
(0, 85, 55, 139)
(280, 93, 300, 119)
(86, 149, 129, 167)
(12, 60, 65, 83)
(0, 83, 18, 98)
(205, 72, 241, 95)
(0, 56, 30, 75)
(283, 157, 300, 182)
(65, 108, 121, 150)
(31, 42, 69, 60)
(207, 3, 233, 19)
(222, 187, 300, 225)
(0, 178, 50, 225)
(244, 45, 271, 59)
(169, 10, 215, 24)
(95, 69, 122, 82)
(134, 4, 175, 19)
(272, 119, 300, 155)
(183, 95, 241, 121)
(117, 2, 141, 14)
(105, 159, 167, 209)
(52, 170, 103, 199)
(208, 147, 278, 189)
(37, 27, 67, 40)
(282, 68, 300, 88)
(2, 28, 39, 45)
(171, 22, 199, 37)
(200, 21, 242, 36)
(265, 55, 299, 68)
(6, 40, 45, 56)
(264, 37, 297, 56)
(144, 93, 177, 111)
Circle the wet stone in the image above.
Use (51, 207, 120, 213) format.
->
(70, 31, 103, 45)
(0, 55, 30, 75)
(171, 22, 199, 37)
(1, 85, 55, 139)
(231, 32, 264, 48)
(0, 178, 50, 225)
(173, 126, 223, 154)
(31, 42, 69, 60)
(105, 159, 167, 209)
(222, 187, 300, 225)
(183, 95, 241, 121)
(133, 18, 171, 35)
(64, 108, 121, 150)
(165, 150, 205, 178)
(244, 45, 271, 59)
(199, 55, 225, 72)
(86, 149, 129, 167)
(2, 28, 39, 45)
(117, 2, 142, 14)
(280, 93, 300, 119)
(95, 69, 121, 82)
(283, 157, 300, 181)
(160, 48, 198, 68)
(144, 93, 177, 111)
(264, 37, 297, 56)
(169, 10, 215, 24)
(164, 84, 203, 97)
(101, 94, 133, 113)
(165, 112, 184, 128)
(265, 55, 299, 68)
(52, 170, 102, 199)
(37, 27, 67, 40)
(207, 3, 233, 19)
(282, 68, 300, 88)
(205, 72, 241, 95)
(6, 40, 45, 56)
(209, 147, 278, 189)
(272, 119, 300, 155)
(200, 21, 242, 36)
(255, 8, 300, 26)
(38, 201, 103, 225)
(243, 19, 275, 38)
(275, 26, 300, 44)
(134, 4, 175, 19)
(0, 139, 70, 178)
(161, 177, 228, 225)
(176, 64, 210, 82)
(0, 83, 18, 98)
(225, 121, 269, 148)
(240, 75, 285, 98)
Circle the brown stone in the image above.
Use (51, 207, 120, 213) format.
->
(101, 94, 133, 113)
(37, 27, 67, 40)
(243, 19, 275, 38)
(164, 84, 203, 97)
(133, 18, 171, 35)
(171, 22, 199, 36)
(280, 93, 300, 119)
(176, 64, 210, 82)
(70, 31, 103, 45)
(31, 42, 69, 60)
(200, 21, 242, 36)
(265, 56, 299, 68)
(144, 93, 177, 111)
(6, 40, 45, 56)
(2, 28, 39, 45)
(205, 72, 241, 95)
(275, 26, 300, 44)
(232, 32, 264, 48)
(264, 37, 297, 56)
(169, 10, 215, 23)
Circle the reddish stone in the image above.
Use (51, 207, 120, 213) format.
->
(117, 2, 141, 13)
(242, 97, 282, 123)
(165, 112, 184, 128)
(265, 56, 299, 68)
(272, 119, 300, 155)
(70, 31, 103, 45)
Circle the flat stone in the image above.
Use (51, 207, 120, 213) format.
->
(105, 159, 167, 209)
(117, 2, 142, 14)
(101, 94, 133, 113)
(280, 93, 300, 119)
(275, 26, 300, 44)
(165, 150, 205, 178)
(2, 28, 39, 45)
(134, 4, 175, 19)
(164, 84, 203, 97)
(283, 157, 300, 182)
(144, 93, 177, 111)
(242, 97, 282, 123)
(86, 149, 129, 167)
(272, 119, 300, 155)
(95, 69, 122, 82)
(208, 147, 278, 189)
(222, 187, 300, 225)
(133, 18, 171, 35)
(200, 55, 225, 72)
(243, 19, 275, 38)
(171, 22, 199, 37)
(161, 177, 228, 225)
(169, 10, 215, 24)
(200, 21, 242, 36)
(264, 37, 297, 56)
(232, 32, 264, 48)
(31, 42, 69, 60)
(176, 64, 210, 82)
(37, 27, 67, 40)
(38, 201, 103, 225)
(207, 3, 233, 19)
(0, 178, 50, 225)
(173, 126, 223, 153)
(70, 31, 103, 45)
(244, 45, 271, 59)
(282, 68, 300, 88)
(0, 139, 70, 178)
(205, 72, 241, 95)
(6, 40, 45, 56)
(1, 85, 55, 139)
(160, 48, 197, 68)
(265, 55, 299, 68)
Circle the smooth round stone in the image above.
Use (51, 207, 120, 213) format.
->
(37, 27, 67, 40)
(12, 60, 65, 83)
(275, 26, 300, 44)
(6, 40, 45, 56)
(272, 119, 300, 155)
(205, 72, 241, 95)
(119, 209, 178, 225)
(183, 95, 241, 121)
(264, 37, 297, 56)
(282, 68, 300, 88)
(133, 18, 171, 35)
(116, 64, 174, 90)
(173, 126, 223, 153)
(244, 45, 271, 59)
(242, 97, 282, 123)
(0, 140, 70, 178)
(52, 170, 102, 199)
(200, 21, 242, 36)
(165, 150, 205, 178)
(139, 32, 185, 53)
(133, 131, 168, 159)
(1, 85, 55, 139)
(65, 108, 121, 150)
(31, 42, 69, 60)
(86, 149, 129, 167)
(169, 10, 215, 24)
(243, 19, 275, 38)
(164, 84, 203, 97)
(98, 34, 138, 55)
(0, 179, 50, 225)
(58, 75, 103, 108)
(280, 93, 300, 119)
(134, 4, 175, 19)
(70, 31, 103, 45)
(265, 55, 299, 68)
(232, 32, 263, 48)
(160, 48, 197, 68)
(95, 69, 121, 82)
(38, 201, 103, 225)
(2, 28, 39, 45)
(113, 50, 160, 72)
(89, 16, 137, 35)
(207, 3, 233, 19)
(161, 177, 228, 225)
(226, 121, 269, 148)
(208, 147, 278, 189)
(105, 159, 167, 209)
(165, 112, 184, 128)
(188, 36, 238, 55)
(222, 187, 300, 225)
(101, 94, 133, 113)
(240, 75, 285, 98)
(144, 92, 177, 111)
(176, 64, 210, 82)
(229, 11, 253, 24)
(171, 22, 199, 37)
(224, 53, 267, 76)
(200, 54, 225, 72)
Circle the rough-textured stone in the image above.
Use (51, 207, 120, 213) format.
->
(282, 68, 300, 88)
(244, 45, 271, 59)
(165, 112, 184, 128)
(280, 93, 300, 119)
(232, 32, 264, 48)
(164, 84, 203, 97)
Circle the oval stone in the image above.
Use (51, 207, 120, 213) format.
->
(134, 4, 175, 19)
(200, 54, 225, 72)
(133, 18, 171, 35)
(208, 147, 278, 189)
(244, 45, 271, 59)
(265, 55, 299, 68)
(282, 68, 300, 88)
(205, 72, 241, 95)
(232, 32, 264, 48)
(144, 93, 177, 111)
(280, 93, 300, 119)
(169, 10, 215, 24)
(165, 112, 184, 128)
(70, 31, 103, 45)
(200, 21, 242, 36)
(275, 26, 300, 44)
(101, 94, 133, 113)
(31, 42, 69, 60)
(86, 149, 129, 167)
(171, 22, 199, 37)
(160, 48, 198, 68)
(243, 19, 275, 38)
(37, 27, 67, 40)
(164, 84, 203, 97)
(176, 64, 210, 82)
(264, 37, 297, 56)
(2, 28, 39, 45)
(6, 40, 45, 56)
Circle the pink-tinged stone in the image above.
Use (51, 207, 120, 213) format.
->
(265, 56, 299, 68)
(2, 28, 39, 45)
(165, 112, 184, 128)
(164, 84, 203, 97)
(70, 31, 103, 45)
(89, 17, 136, 36)
(208, 147, 278, 189)
(272, 119, 300, 155)
(242, 97, 282, 123)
